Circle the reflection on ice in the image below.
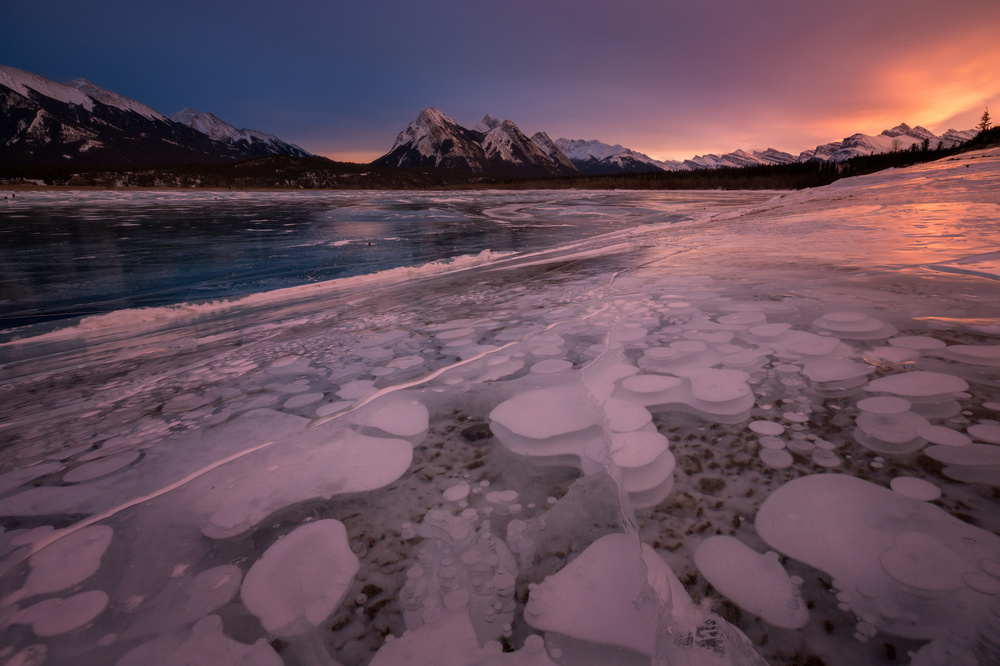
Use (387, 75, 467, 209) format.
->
(1, 149, 999, 665)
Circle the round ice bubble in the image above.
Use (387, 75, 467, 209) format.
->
(968, 423, 1000, 444)
(888, 336, 946, 350)
(890, 477, 942, 502)
(866, 371, 969, 399)
(914, 425, 972, 448)
(749, 421, 784, 436)
(760, 448, 794, 469)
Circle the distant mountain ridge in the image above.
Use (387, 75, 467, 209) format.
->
(168, 108, 310, 158)
(0, 65, 309, 167)
(375, 108, 978, 176)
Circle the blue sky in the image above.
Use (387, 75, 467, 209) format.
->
(3, 0, 998, 162)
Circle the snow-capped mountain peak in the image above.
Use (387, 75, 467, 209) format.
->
(67, 79, 166, 122)
(375, 109, 576, 175)
(168, 107, 311, 157)
(553, 137, 681, 174)
(0, 65, 94, 111)
(0, 64, 314, 166)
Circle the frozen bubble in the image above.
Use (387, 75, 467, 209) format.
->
(11, 525, 113, 602)
(760, 448, 794, 469)
(784, 412, 809, 423)
(759, 436, 785, 450)
(603, 398, 653, 433)
(802, 359, 872, 389)
(717, 311, 767, 325)
(12, 590, 109, 637)
(748, 322, 792, 339)
(858, 396, 912, 415)
(890, 477, 942, 502)
(315, 400, 353, 417)
(863, 346, 921, 365)
(336, 380, 378, 400)
(531, 345, 564, 357)
(962, 571, 1000, 595)
(609, 431, 671, 469)
(686, 369, 752, 403)
(386, 355, 425, 370)
(722, 349, 760, 369)
(64, 451, 139, 483)
(436, 327, 476, 341)
(749, 421, 784, 436)
(813, 311, 896, 339)
(888, 336, 946, 350)
(269, 356, 299, 369)
(7, 525, 55, 548)
(524, 533, 703, 657)
(490, 384, 599, 441)
(811, 450, 841, 467)
(787, 438, 816, 454)
(968, 423, 1000, 444)
(938, 345, 1000, 367)
(620, 374, 683, 395)
(785, 333, 846, 358)
(241, 520, 359, 638)
(670, 340, 707, 354)
(119, 614, 280, 666)
(283, 392, 323, 409)
(984, 402, 1000, 412)
(362, 397, 429, 437)
(693, 535, 808, 629)
(443, 482, 471, 502)
(914, 425, 972, 448)
(879, 531, 971, 592)
(980, 559, 1000, 578)
(866, 371, 969, 399)
(611, 325, 647, 343)
(530, 359, 573, 374)
(924, 444, 1000, 466)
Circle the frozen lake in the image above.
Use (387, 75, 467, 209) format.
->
(0, 190, 763, 334)
(1, 149, 999, 666)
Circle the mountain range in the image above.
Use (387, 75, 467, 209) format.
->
(0, 64, 979, 176)
(378, 107, 978, 176)
(0, 65, 308, 167)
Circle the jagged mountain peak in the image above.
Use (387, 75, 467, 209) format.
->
(375, 109, 576, 175)
(473, 114, 501, 133)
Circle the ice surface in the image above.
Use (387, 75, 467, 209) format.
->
(1, 149, 999, 664)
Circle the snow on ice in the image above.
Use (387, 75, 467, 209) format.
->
(0, 148, 999, 664)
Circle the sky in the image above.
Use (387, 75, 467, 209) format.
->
(3, 0, 999, 163)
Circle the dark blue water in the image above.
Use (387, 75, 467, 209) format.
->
(0, 190, 759, 334)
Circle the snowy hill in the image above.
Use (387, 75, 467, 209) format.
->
(169, 108, 311, 158)
(798, 123, 975, 163)
(0, 65, 310, 167)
